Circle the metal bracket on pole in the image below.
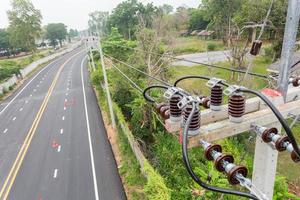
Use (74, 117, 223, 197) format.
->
(277, 0, 300, 101)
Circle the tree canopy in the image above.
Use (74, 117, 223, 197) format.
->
(7, 0, 42, 52)
(46, 23, 68, 48)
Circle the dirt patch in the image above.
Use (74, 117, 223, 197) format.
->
(289, 182, 300, 197)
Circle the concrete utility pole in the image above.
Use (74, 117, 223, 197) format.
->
(96, 25, 116, 130)
(277, 0, 300, 101)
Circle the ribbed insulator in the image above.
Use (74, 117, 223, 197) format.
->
(228, 94, 245, 123)
(199, 96, 210, 109)
(169, 94, 182, 122)
(210, 85, 223, 111)
(183, 105, 200, 135)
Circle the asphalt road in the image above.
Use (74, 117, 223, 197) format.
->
(172, 50, 231, 66)
(0, 48, 126, 200)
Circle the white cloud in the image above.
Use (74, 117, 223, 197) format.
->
(0, 0, 200, 30)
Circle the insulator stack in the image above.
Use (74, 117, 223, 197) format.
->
(253, 125, 300, 163)
(199, 96, 210, 109)
(183, 105, 200, 136)
(210, 85, 223, 111)
(200, 140, 248, 185)
(228, 93, 245, 123)
(169, 94, 182, 122)
(155, 103, 170, 120)
(291, 76, 300, 87)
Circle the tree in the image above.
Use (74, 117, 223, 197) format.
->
(69, 29, 79, 38)
(188, 8, 209, 31)
(46, 23, 67, 48)
(159, 4, 173, 15)
(7, 0, 42, 52)
(88, 11, 109, 36)
(0, 29, 11, 57)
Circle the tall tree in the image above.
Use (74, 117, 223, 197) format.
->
(0, 29, 11, 57)
(7, 0, 42, 52)
(88, 11, 109, 36)
(46, 23, 67, 48)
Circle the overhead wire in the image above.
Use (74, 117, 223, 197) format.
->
(101, 40, 269, 79)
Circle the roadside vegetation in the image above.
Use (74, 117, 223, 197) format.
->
(88, 0, 300, 199)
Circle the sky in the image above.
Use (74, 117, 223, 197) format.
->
(0, 0, 200, 30)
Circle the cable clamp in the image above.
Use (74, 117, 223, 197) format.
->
(206, 77, 225, 88)
(223, 85, 245, 96)
(164, 87, 184, 99)
(177, 96, 199, 109)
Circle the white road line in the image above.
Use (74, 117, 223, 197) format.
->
(19, 108, 23, 112)
(0, 59, 59, 116)
(64, 107, 66, 110)
(3, 129, 8, 134)
(33, 89, 36, 92)
(60, 129, 63, 134)
(57, 145, 61, 152)
(40, 80, 42, 83)
(81, 55, 100, 200)
(66, 93, 68, 96)
(12, 117, 16, 121)
(53, 169, 58, 178)
(30, 94, 32, 97)
(25, 100, 29, 104)
(64, 99, 67, 102)
(37, 85, 39, 87)
(62, 116, 65, 121)
(67, 88, 69, 91)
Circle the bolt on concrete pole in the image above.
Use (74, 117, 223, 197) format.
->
(96, 25, 116, 130)
(277, 0, 300, 101)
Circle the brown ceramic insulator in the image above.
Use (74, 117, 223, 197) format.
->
(261, 127, 278, 143)
(204, 144, 222, 161)
(169, 94, 182, 118)
(183, 106, 200, 131)
(159, 106, 169, 119)
(291, 151, 300, 163)
(200, 96, 210, 109)
(228, 94, 246, 118)
(275, 136, 291, 152)
(250, 40, 262, 56)
(164, 110, 170, 119)
(227, 165, 248, 185)
(292, 77, 300, 87)
(210, 85, 223, 107)
(156, 103, 167, 113)
(214, 154, 234, 172)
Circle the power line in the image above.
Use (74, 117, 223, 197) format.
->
(104, 54, 172, 86)
(101, 40, 269, 79)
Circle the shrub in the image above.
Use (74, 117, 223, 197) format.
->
(207, 42, 217, 51)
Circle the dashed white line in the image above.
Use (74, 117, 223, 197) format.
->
(67, 88, 69, 91)
(60, 129, 63, 134)
(66, 93, 68, 96)
(33, 89, 36, 92)
(25, 100, 29, 104)
(62, 116, 65, 121)
(12, 117, 16, 121)
(30, 94, 33, 97)
(3, 129, 8, 134)
(57, 145, 61, 152)
(64, 107, 66, 110)
(19, 108, 23, 112)
(53, 169, 58, 178)
(64, 99, 67, 102)
(37, 85, 39, 88)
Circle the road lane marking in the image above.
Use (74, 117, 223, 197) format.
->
(57, 145, 61, 152)
(3, 129, 8, 134)
(25, 100, 29, 104)
(81, 55, 100, 200)
(53, 169, 58, 178)
(33, 89, 36, 92)
(66, 93, 68, 96)
(64, 99, 67, 102)
(37, 85, 39, 88)
(0, 50, 84, 200)
(62, 116, 65, 121)
(12, 117, 16, 121)
(64, 107, 66, 110)
(0, 58, 61, 116)
(19, 108, 23, 112)
(60, 129, 63, 134)
(30, 94, 32, 97)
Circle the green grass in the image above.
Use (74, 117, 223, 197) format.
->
(0, 50, 51, 83)
(167, 37, 225, 55)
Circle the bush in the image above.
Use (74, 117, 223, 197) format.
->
(207, 42, 217, 51)
(264, 46, 274, 62)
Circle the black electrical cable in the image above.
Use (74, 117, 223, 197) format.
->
(101, 41, 268, 79)
(238, 88, 300, 158)
(174, 75, 230, 87)
(182, 102, 259, 200)
(143, 85, 169, 104)
(105, 53, 172, 87)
